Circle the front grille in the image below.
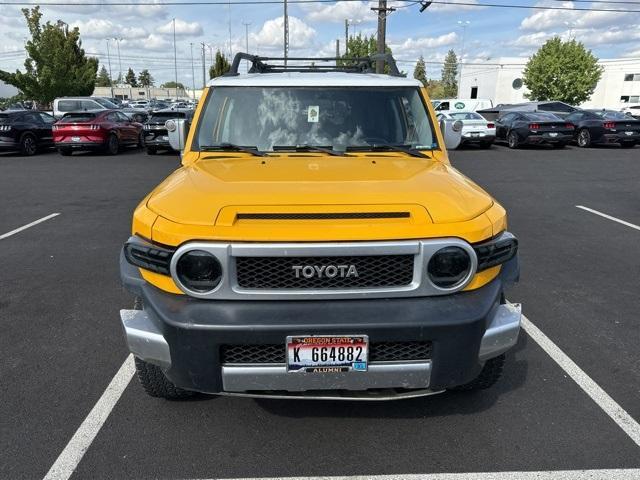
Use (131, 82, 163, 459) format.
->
(221, 341, 432, 364)
(235, 255, 414, 289)
(237, 212, 410, 220)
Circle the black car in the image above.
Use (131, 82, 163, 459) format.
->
(143, 109, 192, 154)
(478, 101, 578, 122)
(0, 110, 56, 155)
(565, 110, 640, 148)
(495, 111, 575, 149)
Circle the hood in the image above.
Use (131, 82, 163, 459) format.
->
(147, 154, 493, 230)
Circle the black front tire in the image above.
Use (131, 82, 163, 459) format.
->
(134, 357, 195, 399)
(105, 134, 119, 155)
(507, 131, 519, 149)
(138, 132, 145, 148)
(450, 354, 505, 391)
(20, 133, 38, 156)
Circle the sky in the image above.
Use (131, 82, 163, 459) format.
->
(0, 0, 639, 88)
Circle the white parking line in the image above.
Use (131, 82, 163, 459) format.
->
(207, 470, 640, 480)
(0, 212, 60, 240)
(576, 205, 640, 232)
(522, 315, 640, 448)
(42, 355, 135, 480)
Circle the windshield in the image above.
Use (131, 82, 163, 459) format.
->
(592, 111, 629, 120)
(523, 112, 560, 121)
(195, 86, 436, 152)
(60, 112, 97, 122)
(449, 112, 483, 121)
(93, 98, 118, 108)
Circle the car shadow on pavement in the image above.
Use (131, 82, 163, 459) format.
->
(251, 333, 530, 420)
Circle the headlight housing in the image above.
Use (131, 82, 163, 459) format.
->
(473, 233, 518, 272)
(427, 246, 472, 288)
(175, 250, 223, 293)
(123, 239, 174, 275)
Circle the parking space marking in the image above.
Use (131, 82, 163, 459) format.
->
(208, 470, 640, 480)
(43, 355, 134, 480)
(576, 205, 640, 232)
(521, 315, 640, 448)
(0, 212, 60, 240)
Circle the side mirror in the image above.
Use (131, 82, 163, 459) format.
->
(166, 118, 189, 153)
(439, 118, 463, 150)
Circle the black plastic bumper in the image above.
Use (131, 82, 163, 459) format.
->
(120, 251, 519, 393)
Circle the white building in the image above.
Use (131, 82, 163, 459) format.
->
(92, 85, 201, 101)
(458, 57, 640, 109)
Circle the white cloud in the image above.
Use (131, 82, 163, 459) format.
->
(251, 16, 317, 50)
(157, 18, 203, 36)
(141, 33, 172, 51)
(71, 19, 147, 40)
(302, 1, 376, 23)
(520, 0, 636, 32)
(513, 31, 554, 48)
(390, 32, 459, 56)
(429, 0, 484, 12)
(110, 2, 168, 19)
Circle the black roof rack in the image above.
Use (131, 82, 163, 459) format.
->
(225, 52, 402, 77)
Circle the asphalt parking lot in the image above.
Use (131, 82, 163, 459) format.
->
(1, 144, 639, 480)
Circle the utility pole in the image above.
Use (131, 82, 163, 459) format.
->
(190, 43, 196, 100)
(371, 0, 395, 73)
(227, 0, 233, 58)
(114, 38, 123, 85)
(172, 18, 178, 99)
(335, 39, 340, 64)
(344, 19, 349, 55)
(201, 42, 206, 89)
(242, 22, 250, 53)
(105, 38, 114, 98)
(456, 20, 470, 98)
(283, 0, 289, 65)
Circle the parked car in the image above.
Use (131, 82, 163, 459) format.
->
(478, 101, 578, 122)
(433, 98, 493, 112)
(119, 52, 521, 401)
(621, 105, 640, 120)
(495, 111, 575, 148)
(436, 110, 495, 148)
(143, 109, 193, 154)
(53, 97, 119, 119)
(121, 108, 149, 123)
(565, 109, 640, 148)
(52, 110, 144, 156)
(0, 110, 56, 155)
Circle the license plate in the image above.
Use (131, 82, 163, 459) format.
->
(470, 132, 480, 137)
(71, 136, 80, 142)
(625, 131, 634, 136)
(286, 335, 368, 373)
(161, 135, 169, 141)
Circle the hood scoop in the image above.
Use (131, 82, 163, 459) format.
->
(236, 212, 411, 221)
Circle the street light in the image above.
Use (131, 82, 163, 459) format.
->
(113, 37, 123, 85)
(105, 38, 114, 98)
(456, 20, 470, 99)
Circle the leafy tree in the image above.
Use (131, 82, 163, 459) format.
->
(426, 80, 446, 99)
(339, 34, 396, 74)
(413, 56, 428, 86)
(96, 65, 111, 87)
(523, 37, 603, 105)
(138, 69, 154, 87)
(209, 50, 230, 79)
(0, 93, 27, 110)
(441, 50, 458, 97)
(0, 7, 98, 107)
(160, 81, 185, 89)
(125, 68, 138, 87)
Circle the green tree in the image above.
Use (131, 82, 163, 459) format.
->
(413, 55, 427, 86)
(95, 65, 111, 87)
(125, 67, 138, 87)
(523, 37, 603, 105)
(441, 50, 458, 97)
(209, 50, 230, 79)
(426, 80, 446, 99)
(138, 69, 154, 87)
(0, 7, 98, 107)
(160, 81, 185, 89)
(339, 34, 396, 73)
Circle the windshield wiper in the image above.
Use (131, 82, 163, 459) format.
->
(200, 143, 266, 157)
(346, 143, 429, 158)
(272, 145, 346, 156)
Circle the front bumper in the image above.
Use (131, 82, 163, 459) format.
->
(119, 252, 521, 397)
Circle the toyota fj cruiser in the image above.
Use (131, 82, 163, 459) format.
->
(119, 53, 521, 400)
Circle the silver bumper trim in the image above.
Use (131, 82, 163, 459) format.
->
(479, 302, 522, 361)
(120, 309, 171, 369)
(219, 388, 445, 401)
(221, 361, 432, 392)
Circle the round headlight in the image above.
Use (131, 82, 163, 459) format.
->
(427, 246, 471, 289)
(176, 250, 223, 293)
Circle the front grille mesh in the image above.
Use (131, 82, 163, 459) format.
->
(221, 341, 432, 364)
(235, 255, 414, 289)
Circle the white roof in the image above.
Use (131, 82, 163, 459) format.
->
(208, 72, 422, 88)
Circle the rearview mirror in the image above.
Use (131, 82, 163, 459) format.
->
(439, 118, 463, 150)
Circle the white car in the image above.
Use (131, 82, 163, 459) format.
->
(621, 105, 640, 119)
(437, 110, 495, 149)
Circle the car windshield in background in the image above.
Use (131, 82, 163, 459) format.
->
(150, 112, 186, 121)
(449, 112, 483, 120)
(60, 113, 97, 122)
(592, 111, 629, 120)
(196, 87, 436, 152)
(93, 98, 118, 108)
(523, 112, 560, 121)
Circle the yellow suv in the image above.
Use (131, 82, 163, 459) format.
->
(119, 54, 521, 400)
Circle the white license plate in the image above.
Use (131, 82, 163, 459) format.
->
(287, 335, 368, 373)
(625, 131, 634, 136)
(71, 136, 80, 142)
(160, 135, 169, 141)
(549, 132, 558, 137)
(470, 132, 480, 137)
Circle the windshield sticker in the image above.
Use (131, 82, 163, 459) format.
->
(307, 106, 319, 123)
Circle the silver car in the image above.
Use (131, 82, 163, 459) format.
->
(437, 110, 496, 149)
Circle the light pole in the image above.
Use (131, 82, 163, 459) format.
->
(105, 38, 114, 98)
(172, 18, 179, 99)
(456, 20, 470, 99)
(113, 37, 123, 85)
(283, 0, 289, 65)
(190, 43, 196, 100)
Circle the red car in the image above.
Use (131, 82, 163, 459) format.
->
(53, 110, 144, 156)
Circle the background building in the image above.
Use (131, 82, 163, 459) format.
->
(92, 85, 201, 101)
(459, 58, 640, 109)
